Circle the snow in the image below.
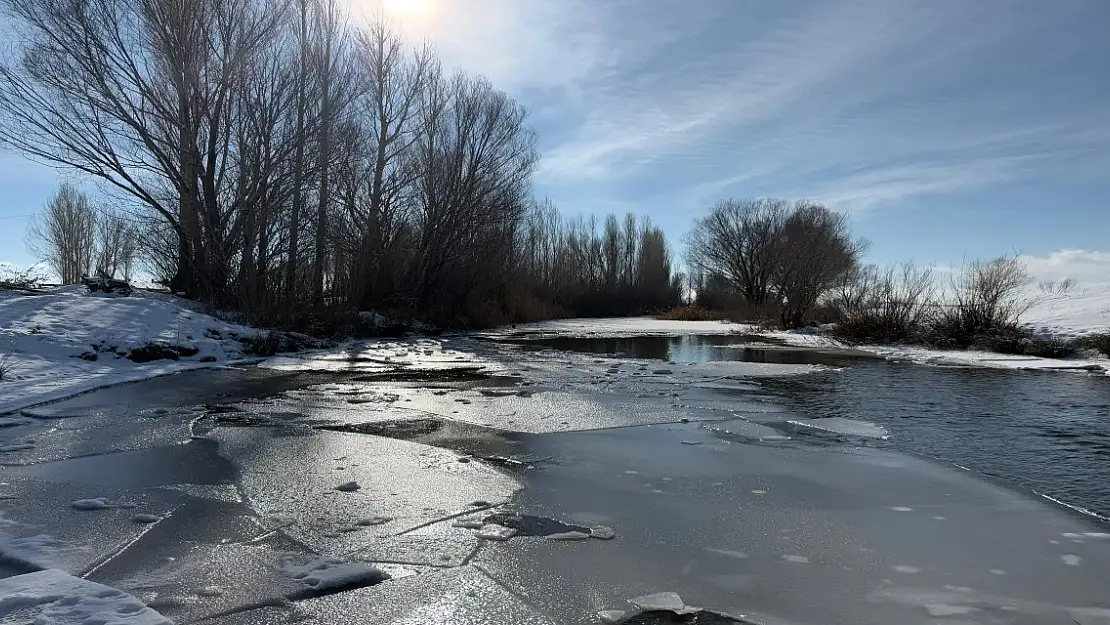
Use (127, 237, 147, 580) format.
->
(0, 569, 171, 625)
(280, 554, 389, 591)
(0, 518, 58, 570)
(0, 287, 260, 414)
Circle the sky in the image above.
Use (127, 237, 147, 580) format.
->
(2, 0, 1108, 284)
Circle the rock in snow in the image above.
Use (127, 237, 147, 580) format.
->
(335, 481, 361, 492)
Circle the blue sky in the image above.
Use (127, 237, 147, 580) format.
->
(3, 0, 1109, 282)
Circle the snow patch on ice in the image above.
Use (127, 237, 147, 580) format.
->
(781, 554, 809, 563)
(925, 603, 978, 617)
(891, 507, 913, 512)
(546, 531, 590, 541)
(129, 514, 162, 524)
(0, 569, 171, 624)
(589, 526, 616, 540)
(451, 517, 485, 530)
(893, 565, 920, 574)
(1062, 554, 1082, 566)
(703, 547, 748, 559)
(280, 554, 389, 591)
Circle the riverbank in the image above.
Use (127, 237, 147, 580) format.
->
(492, 315, 1110, 375)
(0, 286, 330, 415)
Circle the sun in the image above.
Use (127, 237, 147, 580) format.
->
(381, 0, 428, 17)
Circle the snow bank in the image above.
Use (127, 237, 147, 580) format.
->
(0, 569, 171, 625)
(0, 287, 260, 414)
(1024, 286, 1110, 339)
(861, 345, 1109, 374)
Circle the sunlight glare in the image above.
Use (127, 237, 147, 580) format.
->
(382, 0, 428, 17)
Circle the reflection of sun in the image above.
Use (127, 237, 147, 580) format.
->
(382, 0, 427, 16)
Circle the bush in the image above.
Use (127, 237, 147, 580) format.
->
(831, 263, 937, 344)
(243, 331, 281, 357)
(1074, 333, 1110, 357)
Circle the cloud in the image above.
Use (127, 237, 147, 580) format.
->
(419, 0, 1110, 215)
(1019, 250, 1110, 287)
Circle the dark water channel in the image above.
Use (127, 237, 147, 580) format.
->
(511, 334, 1110, 523)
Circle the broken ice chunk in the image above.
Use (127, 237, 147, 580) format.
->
(597, 609, 629, 624)
(130, 514, 162, 524)
(590, 526, 616, 540)
(71, 497, 112, 510)
(475, 523, 518, 541)
(629, 592, 688, 613)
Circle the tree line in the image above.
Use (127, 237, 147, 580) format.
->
(0, 0, 678, 328)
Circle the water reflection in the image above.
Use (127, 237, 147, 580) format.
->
(501, 334, 870, 367)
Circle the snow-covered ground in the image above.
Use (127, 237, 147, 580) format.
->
(1024, 285, 1110, 340)
(0, 286, 260, 414)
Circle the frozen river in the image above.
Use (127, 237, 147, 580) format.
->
(2, 324, 1109, 624)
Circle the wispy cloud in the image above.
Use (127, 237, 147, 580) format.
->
(1019, 250, 1110, 286)
(408, 0, 1109, 217)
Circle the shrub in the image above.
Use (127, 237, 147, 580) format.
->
(930, 256, 1031, 347)
(832, 263, 937, 344)
(243, 331, 281, 357)
(1074, 333, 1110, 357)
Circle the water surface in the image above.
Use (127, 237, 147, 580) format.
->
(507, 334, 1110, 522)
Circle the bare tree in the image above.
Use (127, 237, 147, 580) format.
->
(94, 211, 139, 280)
(0, 0, 288, 302)
(774, 202, 864, 328)
(685, 198, 787, 316)
(25, 184, 97, 284)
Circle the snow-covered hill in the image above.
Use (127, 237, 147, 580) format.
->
(1023, 285, 1110, 340)
(0, 286, 261, 414)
